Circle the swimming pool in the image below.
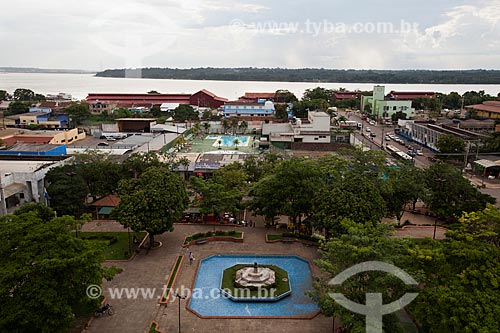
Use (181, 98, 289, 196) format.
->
(211, 136, 250, 147)
(187, 254, 320, 318)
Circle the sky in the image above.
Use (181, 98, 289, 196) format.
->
(1, 0, 499, 70)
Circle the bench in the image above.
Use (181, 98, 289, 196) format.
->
(195, 239, 208, 245)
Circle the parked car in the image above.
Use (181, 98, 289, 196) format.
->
(370, 132, 377, 138)
(366, 127, 371, 132)
(97, 142, 109, 146)
(416, 150, 424, 156)
(385, 135, 391, 141)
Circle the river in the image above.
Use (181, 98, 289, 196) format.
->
(1, 72, 499, 101)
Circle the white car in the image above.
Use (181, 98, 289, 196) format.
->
(385, 136, 391, 141)
(416, 150, 424, 156)
(366, 127, 371, 132)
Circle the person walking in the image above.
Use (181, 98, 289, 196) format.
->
(189, 251, 194, 265)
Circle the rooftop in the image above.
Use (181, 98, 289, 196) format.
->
(2, 143, 65, 152)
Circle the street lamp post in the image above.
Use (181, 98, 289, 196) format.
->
(173, 293, 186, 333)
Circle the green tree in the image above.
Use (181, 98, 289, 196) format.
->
(173, 104, 198, 122)
(0, 90, 8, 100)
(274, 89, 297, 103)
(446, 203, 500, 247)
(436, 134, 465, 158)
(391, 111, 407, 122)
(314, 220, 410, 333)
(302, 87, 335, 105)
(5, 101, 29, 116)
(149, 104, 161, 117)
(233, 138, 240, 150)
(315, 172, 386, 234)
(274, 103, 289, 120)
(239, 120, 248, 134)
(114, 167, 188, 249)
(46, 166, 87, 216)
(73, 151, 124, 201)
(250, 158, 321, 229)
(13, 88, 35, 101)
(190, 164, 248, 219)
(382, 166, 425, 224)
(113, 108, 133, 118)
(13, 202, 55, 222)
(0, 213, 118, 333)
(123, 152, 164, 178)
(65, 104, 91, 125)
(424, 162, 495, 220)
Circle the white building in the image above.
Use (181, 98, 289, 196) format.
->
(262, 111, 332, 147)
(0, 158, 71, 216)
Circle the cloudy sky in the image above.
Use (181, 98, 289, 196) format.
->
(1, 0, 499, 70)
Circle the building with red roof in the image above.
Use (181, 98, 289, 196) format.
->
(190, 89, 228, 108)
(465, 101, 500, 119)
(238, 92, 275, 103)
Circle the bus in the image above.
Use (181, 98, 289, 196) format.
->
(386, 145, 414, 162)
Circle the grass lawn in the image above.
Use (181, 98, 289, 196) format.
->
(162, 255, 183, 302)
(221, 264, 290, 298)
(79, 232, 146, 260)
(267, 234, 283, 241)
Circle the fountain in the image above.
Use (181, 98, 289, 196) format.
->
(234, 262, 276, 288)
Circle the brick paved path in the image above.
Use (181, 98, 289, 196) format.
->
(86, 222, 333, 333)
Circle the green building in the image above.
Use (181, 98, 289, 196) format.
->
(361, 85, 414, 120)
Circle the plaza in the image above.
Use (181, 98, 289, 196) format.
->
(85, 221, 332, 333)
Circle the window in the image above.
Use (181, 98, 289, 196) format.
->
(393, 106, 397, 111)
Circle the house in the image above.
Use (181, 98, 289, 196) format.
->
(91, 194, 120, 219)
(361, 86, 414, 120)
(465, 101, 500, 120)
(0, 157, 72, 216)
(7, 111, 69, 128)
(261, 111, 341, 150)
(223, 100, 275, 118)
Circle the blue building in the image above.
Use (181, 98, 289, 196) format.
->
(223, 100, 275, 118)
(0, 143, 67, 156)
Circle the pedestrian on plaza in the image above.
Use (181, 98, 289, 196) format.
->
(189, 251, 194, 265)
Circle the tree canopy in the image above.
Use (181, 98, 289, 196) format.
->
(0, 213, 118, 332)
(113, 167, 188, 248)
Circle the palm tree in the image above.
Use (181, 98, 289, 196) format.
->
(222, 119, 230, 134)
(239, 120, 248, 134)
(203, 122, 210, 134)
(233, 138, 240, 150)
(230, 117, 239, 135)
(217, 139, 222, 149)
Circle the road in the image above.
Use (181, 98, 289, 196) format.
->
(343, 111, 432, 168)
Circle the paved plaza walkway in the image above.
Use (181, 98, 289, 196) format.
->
(86, 221, 333, 333)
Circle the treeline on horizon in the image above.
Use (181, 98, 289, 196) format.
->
(95, 68, 500, 84)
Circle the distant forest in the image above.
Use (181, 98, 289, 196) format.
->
(95, 68, 500, 84)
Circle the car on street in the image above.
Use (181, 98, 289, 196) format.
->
(366, 127, 371, 132)
(385, 135, 391, 141)
(416, 150, 424, 156)
(97, 142, 109, 146)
